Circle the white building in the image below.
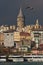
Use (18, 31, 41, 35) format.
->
(4, 31, 14, 47)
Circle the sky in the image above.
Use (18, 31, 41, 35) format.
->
(0, 0, 43, 25)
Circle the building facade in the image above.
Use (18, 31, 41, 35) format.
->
(4, 31, 14, 47)
(0, 32, 4, 45)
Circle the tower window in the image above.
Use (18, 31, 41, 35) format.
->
(7, 34, 9, 36)
(14, 42, 16, 47)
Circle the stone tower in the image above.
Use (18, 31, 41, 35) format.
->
(17, 8, 25, 29)
(36, 19, 39, 25)
(34, 19, 40, 29)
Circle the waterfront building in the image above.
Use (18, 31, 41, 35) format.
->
(20, 32, 31, 49)
(14, 31, 31, 49)
(14, 32, 20, 41)
(32, 19, 43, 48)
(20, 32, 31, 40)
(14, 31, 31, 42)
(0, 32, 4, 45)
(14, 32, 22, 48)
(4, 30, 14, 47)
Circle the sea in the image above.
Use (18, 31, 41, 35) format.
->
(0, 62, 43, 65)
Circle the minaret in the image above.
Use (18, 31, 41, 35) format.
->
(17, 8, 25, 28)
(36, 19, 39, 25)
(35, 19, 39, 29)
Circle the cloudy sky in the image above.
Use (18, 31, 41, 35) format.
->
(0, 0, 43, 25)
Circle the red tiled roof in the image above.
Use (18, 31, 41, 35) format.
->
(20, 32, 30, 36)
(39, 44, 43, 46)
(3, 30, 15, 33)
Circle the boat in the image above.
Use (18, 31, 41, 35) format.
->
(13, 58, 24, 62)
(0, 59, 6, 62)
(26, 55, 43, 62)
(0, 55, 43, 62)
(8, 55, 24, 62)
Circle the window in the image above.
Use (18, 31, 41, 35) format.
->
(14, 42, 16, 47)
(11, 34, 13, 36)
(2, 43, 4, 45)
(7, 34, 9, 36)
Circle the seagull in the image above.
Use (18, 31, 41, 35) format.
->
(26, 6, 34, 10)
(26, 6, 31, 9)
(30, 7, 34, 10)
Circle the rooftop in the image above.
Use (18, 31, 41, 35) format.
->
(17, 8, 24, 17)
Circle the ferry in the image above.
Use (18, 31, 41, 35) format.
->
(0, 59, 6, 62)
(0, 55, 6, 62)
(8, 55, 43, 62)
(0, 55, 43, 62)
(10, 55, 43, 62)
(23, 55, 43, 62)
(8, 55, 24, 62)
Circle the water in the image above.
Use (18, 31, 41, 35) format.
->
(0, 62, 43, 65)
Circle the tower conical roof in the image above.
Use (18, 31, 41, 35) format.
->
(36, 19, 39, 24)
(17, 8, 23, 17)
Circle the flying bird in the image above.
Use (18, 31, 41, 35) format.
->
(26, 6, 31, 9)
(30, 7, 34, 10)
(26, 6, 34, 10)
